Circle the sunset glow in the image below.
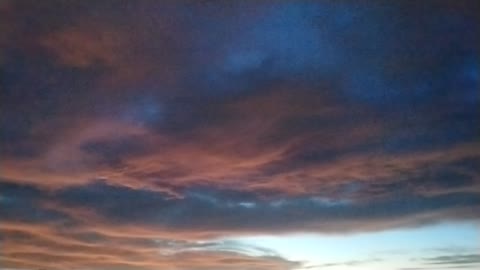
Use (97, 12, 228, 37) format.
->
(1, 1, 479, 270)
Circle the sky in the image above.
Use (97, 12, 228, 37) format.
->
(0, 1, 479, 270)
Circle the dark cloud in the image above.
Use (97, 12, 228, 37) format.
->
(1, 1, 479, 270)
(1, 0, 479, 214)
(80, 135, 151, 168)
(2, 180, 479, 234)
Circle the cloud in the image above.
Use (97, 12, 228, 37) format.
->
(303, 258, 383, 269)
(2, 180, 479, 236)
(1, 176, 479, 268)
(423, 254, 480, 266)
(41, 24, 124, 68)
(0, 1, 479, 270)
(0, 220, 300, 270)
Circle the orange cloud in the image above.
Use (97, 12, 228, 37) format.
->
(0, 221, 300, 270)
(1, 106, 478, 198)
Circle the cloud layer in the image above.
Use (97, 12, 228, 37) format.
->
(1, 1, 479, 269)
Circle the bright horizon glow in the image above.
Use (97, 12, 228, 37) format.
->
(230, 221, 480, 270)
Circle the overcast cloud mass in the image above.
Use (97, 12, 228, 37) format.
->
(1, 1, 479, 270)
